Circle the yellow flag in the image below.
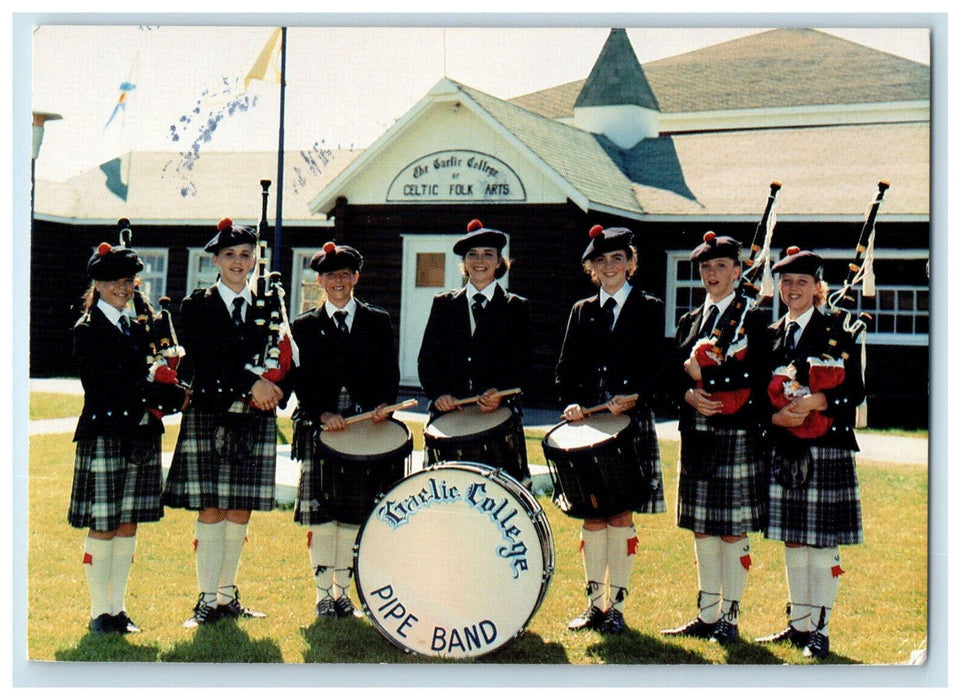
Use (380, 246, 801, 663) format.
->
(245, 27, 282, 90)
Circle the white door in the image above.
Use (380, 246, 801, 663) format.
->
(399, 234, 464, 387)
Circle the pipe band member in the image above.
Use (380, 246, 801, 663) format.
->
(69, 243, 188, 634)
(555, 225, 666, 635)
(417, 218, 532, 484)
(754, 247, 865, 660)
(286, 242, 399, 620)
(660, 232, 770, 645)
(163, 218, 282, 627)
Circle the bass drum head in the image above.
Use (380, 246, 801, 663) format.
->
(318, 417, 411, 457)
(424, 405, 513, 439)
(543, 412, 631, 451)
(354, 462, 553, 659)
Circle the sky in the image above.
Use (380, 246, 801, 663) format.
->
(27, 21, 932, 183)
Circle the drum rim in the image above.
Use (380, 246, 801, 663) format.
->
(541, 413, 633, 452)
(316, 416, 413, 459)
(423, 405, 517, 440)
(352, 461, 554, 658)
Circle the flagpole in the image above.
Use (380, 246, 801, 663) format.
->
(272, 26, 287, 272)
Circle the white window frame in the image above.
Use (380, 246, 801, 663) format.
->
(665, 248, 929, 346)
(290, 247, 321, 318)
(131, 247, 168, 306)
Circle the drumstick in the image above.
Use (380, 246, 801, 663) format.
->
(452, 387, 522, 408)
(323, 399, 419, 430)
(563, 394, 640, 420)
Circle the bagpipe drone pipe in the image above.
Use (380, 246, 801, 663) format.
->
(117, 218, 187, 418)
(243, 180, 298, 403)
(690, 181, 782, 415)
(767, 180, 889, 439)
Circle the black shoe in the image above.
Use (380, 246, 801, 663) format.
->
(112, 611, 141, 634)
(334, 596, 364, 619)
(754, 625, 811, 648)
(803, 631, 830, 659)
(89, 613, 119, 635)
(316, 598, 336, 619)
(217, 585, 267, 619)
(710, 618, 739, 645)
(567, 605, 605, 631)
(599, 608, 627, 634)
(183, 594, 220, 628)
(660, 617, 716, 638)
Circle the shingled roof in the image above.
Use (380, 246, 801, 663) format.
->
(511, 28, 930, 118)
(575, 28, 659, 110)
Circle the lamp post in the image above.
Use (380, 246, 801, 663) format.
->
(31, 111, 62, 223)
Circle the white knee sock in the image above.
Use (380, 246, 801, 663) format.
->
(694, 536, 722, 623)
(606, 525, 637, 613)
(580, 527, 608, 610)
(721, 537, 752, 623)
(809, 546, 843, 636)
(217, 520, 249, 605)
(334, 523, 360, 600)
(83, 536, 113, 618)
(194, 520, 225, 606)
(308, 522, 338, 602)
(109, 534, 137, 615)
(784, 545, 811, 632)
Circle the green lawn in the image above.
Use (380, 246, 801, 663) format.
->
(26, 413, 928, 666)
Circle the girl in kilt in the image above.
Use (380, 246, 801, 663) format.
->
(286, 243, 399, 620)
(70, 243, 188, 634)
(555, 225, 666, 635)
(163, 218, 284, 627)
(754, 247, 865, 660)
(660, 232, 770, 645)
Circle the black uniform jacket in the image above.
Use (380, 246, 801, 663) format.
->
(417, 285, 532, 401)
(765, 307, 865, 452)
(671, 301, 772, 432)
(287, 299, 399, 420)
(72, 305, 185, 441)
(176, 285, 268, 413)
(556, 287, 664, 409)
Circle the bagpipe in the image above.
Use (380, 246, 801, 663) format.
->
(117, 218, 188, 419)
(243, 180, 298, 400)
(768, 180, 889, 439)
(690, 181, 782, 414)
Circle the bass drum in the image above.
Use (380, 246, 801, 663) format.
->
(354, 462, 554, 658)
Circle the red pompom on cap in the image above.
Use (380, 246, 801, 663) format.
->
(786, 246, 801, 256)
(703, 231, 716, 242)
(323, 241, 336, 254)
(467, 219, 483, 233)
(97, 242, 113, 256)
(589, 225, 604, 239)
(217, 217, 233, 232)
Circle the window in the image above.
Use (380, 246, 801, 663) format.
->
(291, 248, 322, 316)
(133, 248, 168, 306)
(665, 248, 929, 345)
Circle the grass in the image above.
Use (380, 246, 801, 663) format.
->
(25, 402, 928, 668)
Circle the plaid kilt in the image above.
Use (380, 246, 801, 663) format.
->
(764, 444, 863, 547)
(632, 408, 666, 515)
(163, 403, 278, 512)
(292, 419, 331, 526)
(676, 419, 768, 536)
(68, 435, 164, 531)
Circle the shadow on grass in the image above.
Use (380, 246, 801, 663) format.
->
(159, 618, 284, 663)
(55, 631, 162, 662)
(583, 627, 793, 665)
(300, 619, 568, 664)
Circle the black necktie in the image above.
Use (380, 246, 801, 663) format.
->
(471, 293, 486, 325)
(118, 315, 131, 337)
(334, 310, 349, 335)
(699, 305, 719, 337)
(231, 298, 245, 328)
(601, 297, 617, 332)
(784, 321, 799, 357)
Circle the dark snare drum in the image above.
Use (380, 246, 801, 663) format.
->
(541, 413, 650, 518)
(423, 405, 529, 483)
(316, 417, 413, 524)
(355, 462, 554, 658)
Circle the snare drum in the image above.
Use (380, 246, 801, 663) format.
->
(541, 413, 651, 519)
(423, 405, 529, 483)
(354, 462, 554, 659)
(313, 417, 413, 525)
